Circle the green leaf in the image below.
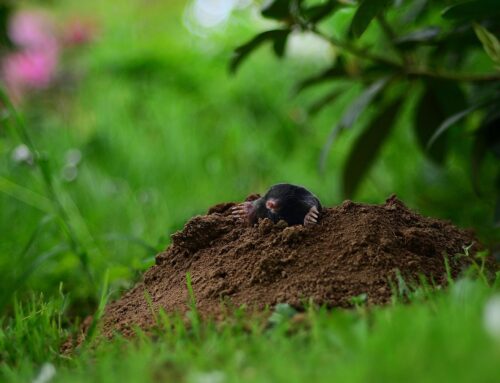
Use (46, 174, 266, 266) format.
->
(494, 196, 500, 227)
(350, 293, 368, 306)
(395, 27, 441, 48)
(350, 0, 390, 39)
(431, 80, 468, 116)
(268, 303, 297, 325)
(272, 30, 289, 57)
(294, 58, 347, 94)
(442, 0, 500, 22)
(401, 0, 428, 24)
(415, 81, 466, 164)
(230, 29, 290, 73)
(473, 23, 500, 66)
(338, 78, 390, 128)
(471, 132, 487, 195)
(261, 0, 293, 20)
(495, 172, 500, 226)
(469, 104, 500, 196)
(426, 81, 497, 151)
(415, 87, 448, 164)
(481, 109, 500, 158)
(308, 88, 344, 116)
(427, 104, 482, 150)
(320, 77, 391, 170)
(262, 0, 341, 24)
(302, 0, 342, 24)
(342, 98, 403, 197)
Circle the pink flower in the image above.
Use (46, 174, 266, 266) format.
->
(1, 9, 98, 102)
(1, 9, 60, 101)
(8, 10, 58, 52)
(3, 50, 58, 89)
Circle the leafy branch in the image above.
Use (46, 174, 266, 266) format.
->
(230, 0, 500, 219)
(309, 26, 500, 83)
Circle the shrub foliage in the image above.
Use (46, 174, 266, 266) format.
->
(231, 0, 500, 222)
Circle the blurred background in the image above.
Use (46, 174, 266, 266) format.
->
(0, 0, 498, 316)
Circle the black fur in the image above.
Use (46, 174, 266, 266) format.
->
(249, 183, 322, 226)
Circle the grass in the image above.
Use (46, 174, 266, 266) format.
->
(1, 275, 500, 382)
(1, 0, 499, 381)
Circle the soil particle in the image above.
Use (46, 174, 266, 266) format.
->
(100, 195, 483, 339)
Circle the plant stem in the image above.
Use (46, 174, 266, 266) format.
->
(311, 26, 401, 68)
(311, 27, 500, 83)
(0, 88, 94, 285)
(406, 69, 500, 83)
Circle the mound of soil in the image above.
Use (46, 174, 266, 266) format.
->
(100, 195, 480, 338)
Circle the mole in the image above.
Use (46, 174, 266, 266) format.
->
(231, 183, 322, 226)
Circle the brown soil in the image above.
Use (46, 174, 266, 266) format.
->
(100, 195, 481, 338)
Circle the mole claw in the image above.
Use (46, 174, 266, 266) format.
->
(304, 205, 320, 225)
(232, 202, 253, 220)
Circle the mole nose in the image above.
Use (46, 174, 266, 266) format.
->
(266, 199, 279, 211)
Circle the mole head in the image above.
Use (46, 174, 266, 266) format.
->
(261, 183, 321, 226)
(263, 183, 304, 216)
(265, 198, 279, 214)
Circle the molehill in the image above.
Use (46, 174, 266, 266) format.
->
(100, 195, 481, 338)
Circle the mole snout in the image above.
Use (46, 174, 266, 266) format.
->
(231, 183, 322, 226)
(265, 198, 279, 213)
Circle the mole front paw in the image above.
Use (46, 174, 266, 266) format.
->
(304, 206, 320, 225)
(231, 201, 254, 221)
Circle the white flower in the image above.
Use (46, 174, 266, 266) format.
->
(61, 164, 78, 182)
(483, 295, 500, 340)
(191, 0, 238, 28)
(190, 370, 226, 383)
(184, 0, 253, 33)
(65, 148, 82, 166)
(11, 143, 33, 164)
(62, 148, 82, 182)
(32, 362, 56, 383)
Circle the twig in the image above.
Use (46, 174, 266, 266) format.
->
(406, 69, 500, 83)
(311, 26, 401, 68)
(311, 27, 500, 83)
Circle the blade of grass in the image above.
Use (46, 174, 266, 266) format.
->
(0, 244, 70, 312)
(0, 176, 53, 213)
(0, 86, 94, 286)
(186, 272, 200, 339)
(81, 269, 110, 348)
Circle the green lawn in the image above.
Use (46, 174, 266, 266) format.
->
(1, 0, 499, 381)
(2, 276, 500, 382)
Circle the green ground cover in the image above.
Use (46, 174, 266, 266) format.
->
(2, 275, 500, 382)
(1, 1, 499, 381)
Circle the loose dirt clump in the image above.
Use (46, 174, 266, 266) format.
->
(100, 195, 482, 338)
